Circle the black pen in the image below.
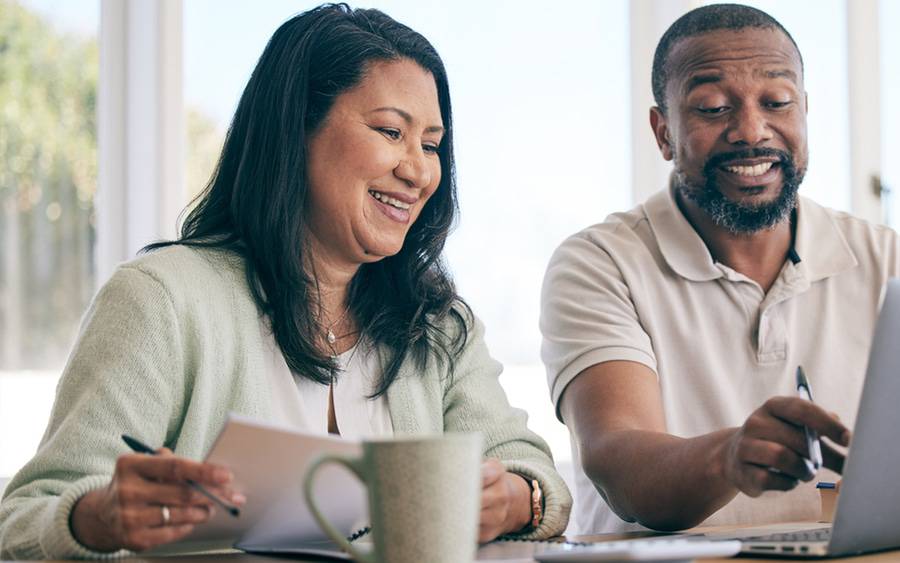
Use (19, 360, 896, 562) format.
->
(796, 367, 823, 472)
(121, 434, 241, 517)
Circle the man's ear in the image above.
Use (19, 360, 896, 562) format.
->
(649, 106, 674, 161)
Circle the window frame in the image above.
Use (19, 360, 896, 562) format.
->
(847, 0, 884, 223)
(96, 0, 184, 289)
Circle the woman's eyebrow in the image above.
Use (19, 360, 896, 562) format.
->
(369, 106, 444, 134)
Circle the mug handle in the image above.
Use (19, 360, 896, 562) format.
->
(303, 454, 375, 563)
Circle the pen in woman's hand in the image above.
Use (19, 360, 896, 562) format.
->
(121, 434, 241, 517)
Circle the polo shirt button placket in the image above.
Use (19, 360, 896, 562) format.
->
(757, 307, 787, 364)
(757, 311, 768, 357)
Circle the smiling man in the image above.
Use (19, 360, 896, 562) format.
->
(540, 4, 900, 533)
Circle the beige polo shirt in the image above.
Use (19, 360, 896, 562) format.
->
(541, 186, 900, 533)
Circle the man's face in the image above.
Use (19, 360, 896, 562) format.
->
(651, 27, 808, 234)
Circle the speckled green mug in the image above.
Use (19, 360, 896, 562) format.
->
(304, 433, 483, 563)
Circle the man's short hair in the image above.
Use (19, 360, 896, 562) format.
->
(651, 3, 803, 113)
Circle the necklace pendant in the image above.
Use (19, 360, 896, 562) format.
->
(327, 329, 337, 344)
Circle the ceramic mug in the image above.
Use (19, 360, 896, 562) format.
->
(303, 433, 483, 563)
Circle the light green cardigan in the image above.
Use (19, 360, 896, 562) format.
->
(0, 246, 571, 560)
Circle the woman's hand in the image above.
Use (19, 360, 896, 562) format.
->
(69, 448, 245, 552)
(478, 458, 533, 543)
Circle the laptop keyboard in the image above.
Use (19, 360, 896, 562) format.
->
(747, 528, 831, 543)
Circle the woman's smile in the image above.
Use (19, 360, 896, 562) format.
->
(368, 188, 416, 223)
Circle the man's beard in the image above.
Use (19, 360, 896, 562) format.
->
(673, 147, 804, 235)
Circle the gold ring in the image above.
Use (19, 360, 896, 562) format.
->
(161, 505, 171, 526)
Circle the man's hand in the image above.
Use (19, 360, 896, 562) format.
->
(720, 397, 851, 497)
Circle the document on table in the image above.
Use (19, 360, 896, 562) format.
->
(146, 414, 367, 557)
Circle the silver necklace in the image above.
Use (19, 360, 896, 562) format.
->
(325, 304, 351, 346)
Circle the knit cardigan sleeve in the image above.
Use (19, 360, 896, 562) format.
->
(0, 265, 185, 560)
(440, 312, 572, 540)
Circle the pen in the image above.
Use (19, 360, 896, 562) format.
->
(121, 434, 241, 517)
(796, 367, 823, 473)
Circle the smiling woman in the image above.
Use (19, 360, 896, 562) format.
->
(0, 4, 570, 559)
(305, 59, 445, 263)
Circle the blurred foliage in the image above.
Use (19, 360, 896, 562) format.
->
(0, 0, 98, 369)
(0, 1, 223, 369)
(185, 107, 224, 203)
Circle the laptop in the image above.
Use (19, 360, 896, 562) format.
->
(709, 278, 900, 557)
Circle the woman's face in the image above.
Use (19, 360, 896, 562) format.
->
(305, 58, 444, 268)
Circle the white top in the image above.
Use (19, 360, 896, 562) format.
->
(261, 328, 394, 439)
(540, 185, 900, 533)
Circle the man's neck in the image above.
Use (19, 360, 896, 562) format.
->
(675, 191, 794, 293)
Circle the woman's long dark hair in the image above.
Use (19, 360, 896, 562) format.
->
(145, 4, 468, 395)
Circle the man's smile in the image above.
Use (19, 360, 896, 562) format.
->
(722, 161, 775, 177)
(705, 151, 787, 191)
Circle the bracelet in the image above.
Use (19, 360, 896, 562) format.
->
(529, 478, 543, 529)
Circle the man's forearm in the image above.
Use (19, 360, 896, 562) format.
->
(580, 428, 739, 530)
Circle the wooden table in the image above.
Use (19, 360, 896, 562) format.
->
(7, 530, 900, 561)
(7, 551, 900, 561)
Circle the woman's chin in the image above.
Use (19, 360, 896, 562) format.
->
(355, 241, 404, 262)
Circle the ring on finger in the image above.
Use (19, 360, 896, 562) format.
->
(161, 505, 171, 526)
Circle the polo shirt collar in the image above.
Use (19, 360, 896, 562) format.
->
(793, 196, 858, 282)
(644, 185, 723, 282)
(644, 185, 858, 283)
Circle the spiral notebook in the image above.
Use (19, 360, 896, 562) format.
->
(238, 526, 372, 560)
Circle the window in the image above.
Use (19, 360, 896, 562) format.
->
(0, 0, 98, 478)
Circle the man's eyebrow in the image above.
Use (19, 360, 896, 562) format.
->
(369, 106, 444, 134)
(760, 68, 799, 82)
(683, 74, 722, 94)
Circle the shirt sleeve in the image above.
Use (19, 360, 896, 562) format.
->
(540, 230, 657, 418)
(440, 310, 572, 540)
(0, 266, 184, 560)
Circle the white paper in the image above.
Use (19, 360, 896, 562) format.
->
(147, 414, 367, 555)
